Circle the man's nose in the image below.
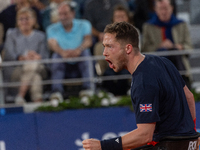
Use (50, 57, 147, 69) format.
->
(103, 48, 107, 56)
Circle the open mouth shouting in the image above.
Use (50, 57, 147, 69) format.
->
(105, 59, 114, 69)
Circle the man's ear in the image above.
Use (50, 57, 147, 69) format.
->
(125, 44, 132, 54)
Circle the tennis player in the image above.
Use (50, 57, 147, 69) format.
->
(82, 22, 199, 150)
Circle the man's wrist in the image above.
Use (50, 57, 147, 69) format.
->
(100, 136, 123, 150)
(78, 46, 85, 52)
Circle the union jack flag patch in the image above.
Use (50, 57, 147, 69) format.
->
(140, 104, 152, 112)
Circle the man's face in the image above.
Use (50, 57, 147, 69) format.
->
(58, 5, 74, 27)
(103, 33, 127, 72)
(155, 0, 173, 22)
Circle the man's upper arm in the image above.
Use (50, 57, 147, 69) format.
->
(137, 123, 156, 137)
(183, 85, 196, 119)
(46, 25, 57, 41)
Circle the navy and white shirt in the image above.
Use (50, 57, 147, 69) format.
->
(131, 55, 196, 141)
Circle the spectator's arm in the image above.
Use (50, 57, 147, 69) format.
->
(48, 39, 64, 56)
(92, 27, 104, 41)
(181, 23, 193, 50)
(92, 27, 100, 38)
(3, 30, 18, 61)
(78, 34, 92, 52)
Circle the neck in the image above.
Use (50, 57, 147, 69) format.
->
(64, 23, 73, 31)
(128, 53, 144, 74)
(21, 29, 33, 36)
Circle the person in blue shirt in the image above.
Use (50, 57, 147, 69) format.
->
(82, 21, 199, 150)
(46, 1, 92, 100)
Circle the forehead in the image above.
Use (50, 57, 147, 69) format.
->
(17, 12, 33, 19)
(58, 5, 71, 12)
(114, 10, 126, 14)
(18, 12, 31, 16)
(103, 33, 117, 43)
(156, 0, 171, 8)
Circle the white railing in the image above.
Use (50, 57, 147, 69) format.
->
(1, 49, 200, 105)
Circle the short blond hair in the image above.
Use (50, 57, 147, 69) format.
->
(16, 7, 39, 29)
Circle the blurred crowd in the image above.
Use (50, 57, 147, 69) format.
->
(0, 0, 197, 104)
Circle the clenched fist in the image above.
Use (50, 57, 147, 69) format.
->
(82, 139, 101, 150)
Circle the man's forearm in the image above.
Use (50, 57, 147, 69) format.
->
(121, 127, 154, 149)
(78, 35, 92, 52)
(48, 39, 64, 55)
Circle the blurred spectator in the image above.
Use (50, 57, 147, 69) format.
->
(0, 0, 43, 42)
(141, 0, 193, 89)
(133, 0, 177, 33)
(83, 0, 127, 54)
(41, 0, 81, 30)
(46, 2, 92, 101)
(3, 8, 49, 104)
(94, 5, 132, 95)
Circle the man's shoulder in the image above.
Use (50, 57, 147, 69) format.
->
(74, 19, 91, 25)
(73, 19, 92, 29)
(6, 28, 19, 36)
(132, 55, 166, 88)
(136, 55, 168, 75)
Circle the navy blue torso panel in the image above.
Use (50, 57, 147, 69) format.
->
(131, 55, 196, 141)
